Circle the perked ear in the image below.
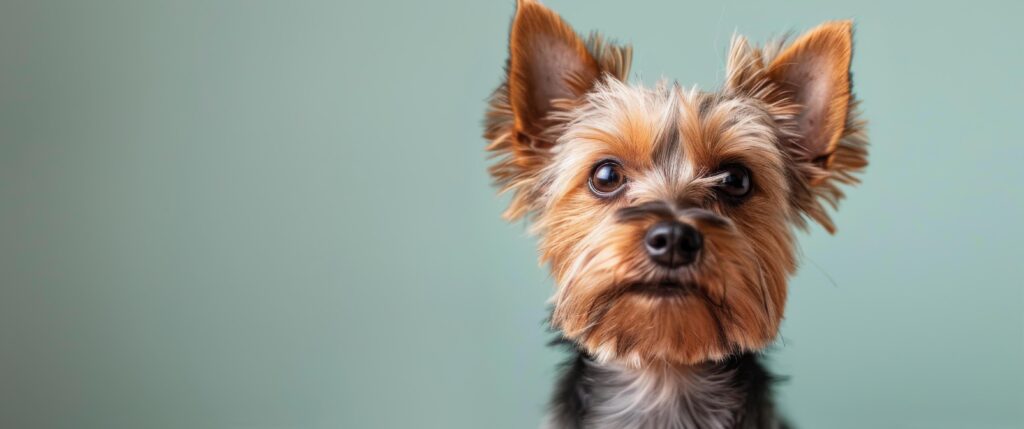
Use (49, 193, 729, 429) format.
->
(726, 21, 868, 232)
(507, 0, 600, 144)
(766, 21, 854, 167)
(485, 0, 631, 221)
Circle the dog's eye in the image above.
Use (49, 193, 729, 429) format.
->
(589, 160, 626, 197)
(716, 164, 752, 199)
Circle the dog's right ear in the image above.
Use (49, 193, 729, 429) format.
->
(507, 0, 599, 145)
(486, 1, 630, 221)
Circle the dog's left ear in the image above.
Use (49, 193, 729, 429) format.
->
(767, 21, 855, 168)
(727, 21, 868, 231)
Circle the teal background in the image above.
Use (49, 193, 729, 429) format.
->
(2, 0, 1022, 428)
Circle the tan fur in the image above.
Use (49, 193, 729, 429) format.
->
(485, 2, 867, 368)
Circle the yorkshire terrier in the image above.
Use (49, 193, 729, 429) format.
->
(484, 1, 867, 427)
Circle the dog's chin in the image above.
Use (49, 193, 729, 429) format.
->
(570, 279, 740, 367)
(556, 269, 782, 368)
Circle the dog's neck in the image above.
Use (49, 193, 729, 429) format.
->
(544, 345, 786, 429)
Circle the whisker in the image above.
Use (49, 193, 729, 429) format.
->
(804, 256, 839, 288)
(754, 253, 774, 323)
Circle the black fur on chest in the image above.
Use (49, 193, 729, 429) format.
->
(545, 339, 791, 429)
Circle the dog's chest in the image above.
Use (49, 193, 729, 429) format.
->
(574, 360, 745, 429)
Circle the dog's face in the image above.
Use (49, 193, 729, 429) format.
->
(486, 0, 867, 367)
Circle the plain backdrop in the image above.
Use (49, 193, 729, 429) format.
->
(2, 0, 1022, 428)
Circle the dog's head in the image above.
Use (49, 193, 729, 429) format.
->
(485, 0, 867, 367)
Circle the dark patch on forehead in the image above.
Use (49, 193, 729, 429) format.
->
(647, 90, 776, 174)
(651, 87, 681, 166)
(652, 91, 724, 166)
(651, 120, 679, 166)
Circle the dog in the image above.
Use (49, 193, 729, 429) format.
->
(484, 1, 867, 427)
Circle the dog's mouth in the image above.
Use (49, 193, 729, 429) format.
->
(625, 280, 698, 297)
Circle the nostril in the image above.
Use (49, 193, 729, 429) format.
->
(649, 234, 668, 249)
(645, 224, 672, 249)
(677, 225, 703, 253)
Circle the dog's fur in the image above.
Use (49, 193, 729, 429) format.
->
(484, 1, 867, 427)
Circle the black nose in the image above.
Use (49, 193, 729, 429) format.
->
(644, 221, 703, 268)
